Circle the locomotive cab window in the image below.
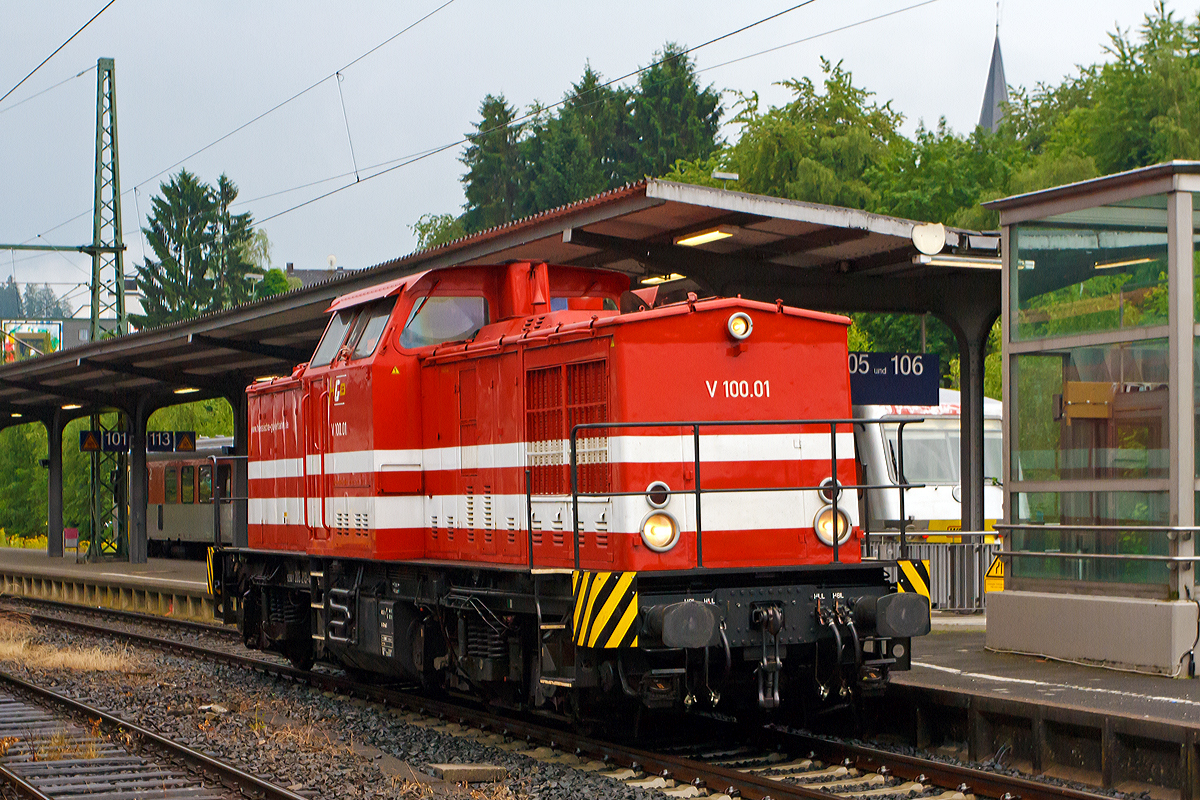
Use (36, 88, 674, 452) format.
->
(350, 297, 397, 358)
(399, 295, 488, 349)
(310, 308, 357, 367)
(199, 465, 213, 503)
(181, 465, 195, 504)
(164, 467, 178, 504)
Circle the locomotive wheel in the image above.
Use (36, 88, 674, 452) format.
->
(239, 589, 261, 649)
(287, 641, 315, 671)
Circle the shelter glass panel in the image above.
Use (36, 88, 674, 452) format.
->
(1013, 340, 1168, 483)
(1011, 195, 1168, 341)
(1010, 490, 1169, 586)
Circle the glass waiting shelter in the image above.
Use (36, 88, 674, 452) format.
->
(990, 162, 1200, 604)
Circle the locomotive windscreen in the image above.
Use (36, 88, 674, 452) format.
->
(399, 295, 488, 348)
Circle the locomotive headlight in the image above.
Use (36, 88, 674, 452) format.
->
(813, 505, 851, 546)
(641, 511, 680, 552)
(726, 312, 753, 341)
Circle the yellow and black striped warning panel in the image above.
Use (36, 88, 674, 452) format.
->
(206, 547, 217, 599)
(896, 559, 931, 599)
(572, 571, 639, 649)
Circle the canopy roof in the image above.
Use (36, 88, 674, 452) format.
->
(0, 179, 1000, 423)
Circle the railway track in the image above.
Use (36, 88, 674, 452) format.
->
(3, 599, 1119, 800)
(0, 668, 309, 800)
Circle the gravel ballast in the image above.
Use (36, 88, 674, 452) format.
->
(3, 620, 654, 800)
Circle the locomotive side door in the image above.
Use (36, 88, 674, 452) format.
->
(306, 376, 330, 540)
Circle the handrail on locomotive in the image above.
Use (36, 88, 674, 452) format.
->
(568, 417, 925, 567)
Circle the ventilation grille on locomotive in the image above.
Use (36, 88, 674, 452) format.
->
(525, 359, 610, 495)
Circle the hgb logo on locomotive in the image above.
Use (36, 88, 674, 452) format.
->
(331, 376, 348, 405)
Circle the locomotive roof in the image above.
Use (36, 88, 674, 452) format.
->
(418, 295, 849, 365)
(325, 273, 420, 312)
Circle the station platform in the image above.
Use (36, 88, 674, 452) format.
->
(0, 547, 214, 621)
(883, 612, 1200, 797)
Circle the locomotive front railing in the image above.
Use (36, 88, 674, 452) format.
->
(568, 418, 923, 570)
(209, 454, 248, 548)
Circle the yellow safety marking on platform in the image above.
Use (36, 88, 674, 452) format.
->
(896, 559, 931, 598)
(572, 570, 638, 648)
(984, 554, 1005, 593)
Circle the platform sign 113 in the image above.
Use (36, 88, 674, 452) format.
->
(848, 352, 939, 406)
(147, 431, 197, 452)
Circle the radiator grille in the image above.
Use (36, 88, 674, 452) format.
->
(525, 359, 609, 495)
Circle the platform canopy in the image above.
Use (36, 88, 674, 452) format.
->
(0, 179, 1000, 422)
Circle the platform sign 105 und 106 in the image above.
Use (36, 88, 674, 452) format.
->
(848, 352, 939, 406)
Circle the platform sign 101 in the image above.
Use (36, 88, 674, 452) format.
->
(147, 431, 197, 453)
(79, 430, 130, 453)
(848, 352, 939, 406)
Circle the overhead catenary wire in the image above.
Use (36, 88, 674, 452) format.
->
(126, 0, 460, 195)
(259, 0, 953, 226)
(48, 0, 944, 260)
(696, 0, 944, 76)
(40, 0, 833, 272)
(0, 0, 116, 106)
(14, 0, 819, 250)
(257, 0, 829, 223)
(13, 0, 461, 251)
(15, 0, 946, 272)
(335, 73, 361, 183)
(0, 64, 96, 116)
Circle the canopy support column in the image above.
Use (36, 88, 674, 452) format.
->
(46, 409, 65, 558)
(128, 395, 154, 564)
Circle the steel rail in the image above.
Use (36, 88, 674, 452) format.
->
(0, 762, 52, 800)
(0, 596, 236, 638)
(0, 666, 308, 800)
(22, 604, 1123, 800)
(781, 731, 1119, 800)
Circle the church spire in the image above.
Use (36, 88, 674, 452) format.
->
(978, 6, 1007, 133)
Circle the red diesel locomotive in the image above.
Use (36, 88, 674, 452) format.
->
(212, 261, 929, 716)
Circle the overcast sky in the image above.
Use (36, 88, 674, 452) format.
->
(0, 0, 1181, 318)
